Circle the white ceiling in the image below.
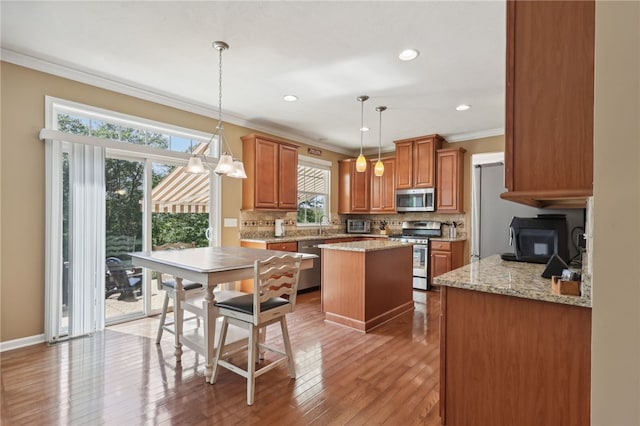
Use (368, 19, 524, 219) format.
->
(1, 1, 506, 155)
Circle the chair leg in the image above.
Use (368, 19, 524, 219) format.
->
(156, 292, 170, 344)
(211, 317, 229, 384)
(258, 326, 266, 361)
(247, 326, 258, 405)
(280, 317, 296, 378)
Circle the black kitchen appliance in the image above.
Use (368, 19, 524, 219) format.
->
(501, 214, 569, 264)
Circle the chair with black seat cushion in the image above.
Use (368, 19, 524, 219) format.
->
(212, 253, 301, 405)
(153, 242, 203, 344)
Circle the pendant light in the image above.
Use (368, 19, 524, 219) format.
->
(374, 106, 386, 177)
(355, 95, 369, 173)
(212, 41, 246, 177)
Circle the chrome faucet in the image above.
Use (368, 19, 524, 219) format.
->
(318, 215, 330, 236)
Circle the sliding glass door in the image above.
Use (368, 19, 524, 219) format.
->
(105, 157, 145, 324)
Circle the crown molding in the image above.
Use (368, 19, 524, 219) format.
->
(1, 49, 355, 155)
(444, 128, 505, 142)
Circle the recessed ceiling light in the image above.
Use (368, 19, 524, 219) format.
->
(456, 104, 471, 111)
(283, 95, 298, 102)
(360, 126, 370, 132)
(399, 49, 419, 61)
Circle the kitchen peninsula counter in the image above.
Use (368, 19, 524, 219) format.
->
(319, 240, 414, 332)
(435, 255, 591, 425)
(433, 254, 591, 308)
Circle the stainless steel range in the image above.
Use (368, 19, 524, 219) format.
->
(389, 220, 442, 290)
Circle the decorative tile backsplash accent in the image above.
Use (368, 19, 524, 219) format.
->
(239, 210, 466, 239)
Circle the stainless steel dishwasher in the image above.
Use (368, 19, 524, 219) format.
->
(298, 239, 322, 291)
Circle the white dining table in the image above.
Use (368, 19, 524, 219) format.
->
(130, 246, 316, 383)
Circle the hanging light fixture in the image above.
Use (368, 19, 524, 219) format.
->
(212, 41, 246, 178)
(356, 95, 369, 172)
(186, 41, 246, 178)
(374, 106, 386, 177)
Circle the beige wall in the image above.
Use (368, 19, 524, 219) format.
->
(591, 1, 640, 423)
(0, 62, 347, 342)
(443, 135, 505, 261)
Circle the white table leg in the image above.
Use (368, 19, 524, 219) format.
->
(174, 277, 184, 362)
(204, 284, 217, 383)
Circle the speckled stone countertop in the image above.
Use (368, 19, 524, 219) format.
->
(433, 255, 592, 308)
(317, 239, 413, 253)
(240, 234, 388, 244)
(241, 234, 466, 244)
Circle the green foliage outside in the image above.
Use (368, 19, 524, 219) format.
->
(58, 114, 210, 260)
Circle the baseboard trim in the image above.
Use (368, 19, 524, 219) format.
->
(0, 334, 46, 352)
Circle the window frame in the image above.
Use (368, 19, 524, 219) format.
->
(296, 155, 331, 226)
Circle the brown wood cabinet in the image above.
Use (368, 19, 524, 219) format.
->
(502, 0, 594, 209)
(440, 286, 591, 425)
(338, 159, 370, 213)
(429, 240, 464, 286)
(241, 133, 299, 211)
(369, 157, 396, 213)
(394, 134, 444, 190)
(436, 147, 465, 213)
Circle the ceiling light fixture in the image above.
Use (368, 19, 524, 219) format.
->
(356, 95, 369, 173)
(456, 104, 471, 111)
(399, 49, 420, 61)
(283, 94, 298, 102)
(187, 41, 246, 178)
(374, 106, 387, 177)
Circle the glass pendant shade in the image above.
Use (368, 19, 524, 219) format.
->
(374, 159, 385, 176)
(356, 154, 367, 172)
(227, 160, 248, 179)
(186, 156, 206, 174)
(214, 154, 235, 175)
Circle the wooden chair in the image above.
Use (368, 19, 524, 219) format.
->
(212, 254, 302, 405)
(153, 242, 204, 344)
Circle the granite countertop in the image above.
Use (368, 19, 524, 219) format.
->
(241, 233, 388, 244)
(433, 255, 592, 308)
(317, 239, 413, 253)
(241, 234, 466, 244)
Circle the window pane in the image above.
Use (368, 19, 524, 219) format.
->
(297, 163, 329, 224)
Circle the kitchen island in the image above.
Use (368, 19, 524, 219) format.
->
(318, 240, 413, 333)
(434, 255, 591, 426)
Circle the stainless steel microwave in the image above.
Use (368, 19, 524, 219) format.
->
(347, 219, 371, 234)
(396, 188, 435, 212)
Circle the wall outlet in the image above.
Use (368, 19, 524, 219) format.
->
(223, 218, 238, 227)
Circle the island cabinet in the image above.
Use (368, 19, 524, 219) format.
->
(241, 133, 299, 211)
(319, 240, 414, 332)
(436, 147, 465, 213)
(394, 134, 444, 190)
(369, 157, 396, 213)
(501, 0, 594, 208)
(429, 240, 464, 286)
(338, 159, 370, 213)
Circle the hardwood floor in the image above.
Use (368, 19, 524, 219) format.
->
(1, 289, 442, 425)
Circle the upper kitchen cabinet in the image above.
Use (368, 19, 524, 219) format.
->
(436, 147, 466, 213)
(502, 0, 594, 208)
(338, 159, 370, 213)
(241, 133, 299, 211)
(369, 157, 396, 213)
(394, 134, 444, 189)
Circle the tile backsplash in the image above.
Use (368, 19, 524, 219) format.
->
(239, 210, 465, 239)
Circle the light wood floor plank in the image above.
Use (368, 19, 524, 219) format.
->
(1, 289, 441, 425)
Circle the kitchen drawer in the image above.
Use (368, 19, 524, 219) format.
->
(431, 241, 452, 251)
(266, 241, 298, 252)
